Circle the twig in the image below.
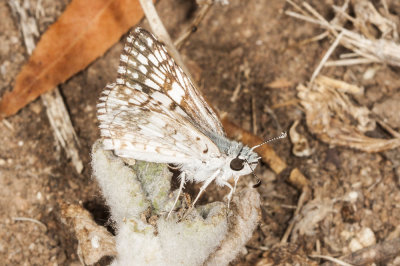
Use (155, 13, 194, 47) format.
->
(12, 216, 47, 231)
(41, 90, 83, 173)
(322, 237, 400, 266)
(339, 52, 362, 58)
(324, 58, 377, 66)
(310, 31, 343, 83)
(285, 11, 323, 26)
(8, 0, 83, 173)
(251, 96, 257, 135)
(296, 31, 329, 47)
(377, 120, 400, 139)
(230, 84, 241, 103)
(309, 254, 353, 266)
(1, 119, 14, 131)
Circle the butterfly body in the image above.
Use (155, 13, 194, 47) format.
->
(97, 28, 259, 212)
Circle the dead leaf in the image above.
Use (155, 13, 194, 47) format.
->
(298, 76, 400, 152)
(60, 202, 116, 265)
(0, 0, 147, 118)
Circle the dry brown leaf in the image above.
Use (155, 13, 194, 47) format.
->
(298, 76, 400, 152)
(0, 0, 147, 119)
(60, 202, 116, 265)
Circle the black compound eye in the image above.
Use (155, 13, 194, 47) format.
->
(230, 158, 245, 171)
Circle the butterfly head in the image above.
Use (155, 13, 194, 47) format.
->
(227, 144, 259, 176)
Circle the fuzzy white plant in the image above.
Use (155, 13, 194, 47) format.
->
(91, 141, 260, 265)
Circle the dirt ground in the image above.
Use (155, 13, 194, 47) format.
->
(1, 0, 400, 265)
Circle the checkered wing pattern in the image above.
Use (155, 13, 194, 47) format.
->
(97, 28, 224, 164)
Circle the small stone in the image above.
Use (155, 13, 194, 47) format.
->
(91, 235, 100, 249)
(349, 238, 363, 252)
(357, 227, 376, 247)
(37, 192, 43, 200)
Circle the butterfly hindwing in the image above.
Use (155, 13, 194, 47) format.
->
(97, 38, 222, 163)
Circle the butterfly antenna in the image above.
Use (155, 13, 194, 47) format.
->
(250, 131, 287, 151)
(245, 159, 262, 188)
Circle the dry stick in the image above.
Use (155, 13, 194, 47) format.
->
(285, 11, 324, 26)
(310, 31, 344, 83)
(251, 96, 257, 135)
(41, 90, 83, 173)
(1, 119, 14, 131)
(340, 52, 359, 58)
(322, 237, 400, 266)
(324, 58, 376, 66)
(230, 84, 241, 103)
(309, 255, 353, 266)
(12, 216, 47, 231)
(296, 31, 329, 47)
(8, 0, 83, 173)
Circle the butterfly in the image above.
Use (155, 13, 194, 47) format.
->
(97, 28, 262, 216)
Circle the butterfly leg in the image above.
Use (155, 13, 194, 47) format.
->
(167, 172, 186, 219)
(191, 170, 220, 208)
(221, 181, 234, 208)
(233, 176, 240, 195)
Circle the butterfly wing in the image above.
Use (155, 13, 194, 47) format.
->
(120, 28, 224, 136)
(97, 28, 224, 164)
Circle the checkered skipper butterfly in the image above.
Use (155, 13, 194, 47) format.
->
(97, 28, 261, 216)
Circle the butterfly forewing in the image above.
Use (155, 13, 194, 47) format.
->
(118, 28, 224, 136)
(97, 28, 224, 163)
